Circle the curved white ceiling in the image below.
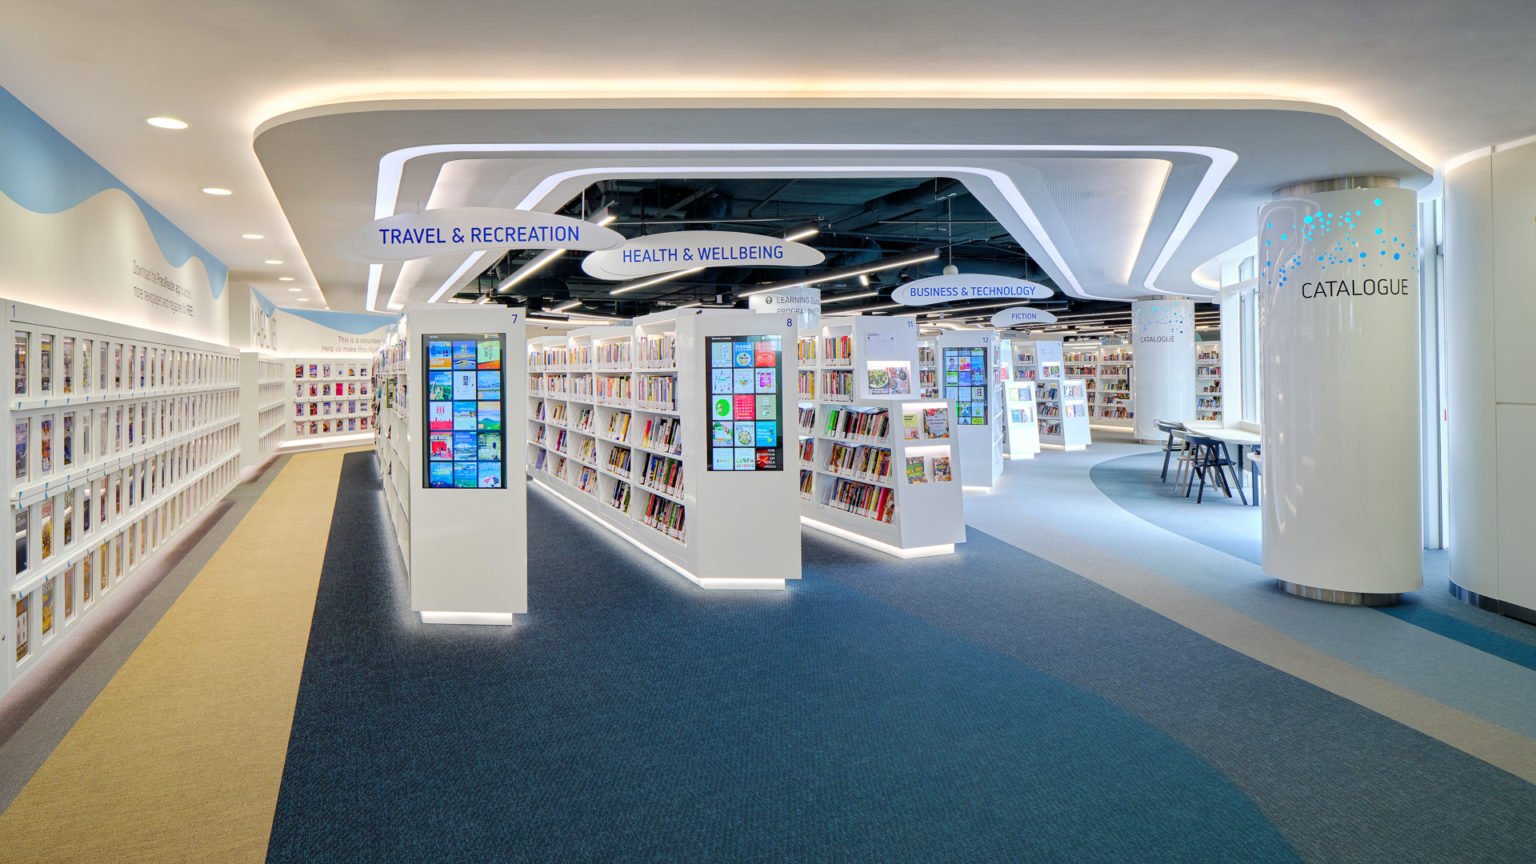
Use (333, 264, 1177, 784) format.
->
(252, 102, 1427, 311)
(4, 0, 1531, 310)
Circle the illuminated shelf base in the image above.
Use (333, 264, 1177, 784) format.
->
(531, 477, 785, 591)
(801, 516, 955, 560)
(420, 611, 516, 626)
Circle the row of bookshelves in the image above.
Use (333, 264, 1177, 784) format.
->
(528, 312, 801, 588)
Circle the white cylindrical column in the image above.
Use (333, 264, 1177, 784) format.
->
(1258, 183, 1421, 604)
(1130, 298, 1195, 441)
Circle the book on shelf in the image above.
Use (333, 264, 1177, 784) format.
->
(932, 456, 952, 483)
(922, 408, 949, 439)
(905, 456, 927, 484)
(824, 477, 894, 523)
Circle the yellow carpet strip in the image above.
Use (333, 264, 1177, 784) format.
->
(0, 449, 350, 863)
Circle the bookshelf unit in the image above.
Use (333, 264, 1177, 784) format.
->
(917, 338, 939, 398)
(5, 301, 241, 700)
(527, 309, 801, 590)
(1010, 340, 1039, 381)
(937, 330, 1004, 488)
(1196, 340, 1223, 422)
(1095, 344, 1135, 428)
(239, 351, 288, 473)
(1037, 378, 1092, 450)
(284, 356, 374, 446)
(1002, 380, 1041, 459)
(799, 398, 965, 556)
(374, 304, 527, 624)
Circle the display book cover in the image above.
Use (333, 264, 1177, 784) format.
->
(422, 333, 506, 489)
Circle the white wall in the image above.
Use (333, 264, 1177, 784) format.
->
(1445, 143, 1536, 615)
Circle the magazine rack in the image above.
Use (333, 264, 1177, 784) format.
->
(282, 356, 375, 446)
(238, 352, 287, 473)
(5, 300, 240, 699)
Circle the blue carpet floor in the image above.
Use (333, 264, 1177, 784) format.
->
(1088, 451, 1536, 669)
(265, 453, 1536, 862)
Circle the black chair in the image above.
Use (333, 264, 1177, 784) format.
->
(1184, 434, 1247, 505)
(1155, 420, 1186, 482)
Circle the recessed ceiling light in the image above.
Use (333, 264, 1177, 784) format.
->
(264, 259, 283, 265)
(278, 276, 294, 282)
(287, 288, 302, 293)
(296, 298, 310, 302)
(201, 187, 232, 196)
(146, 117, 188, 130)
(241, 233, 264, 240)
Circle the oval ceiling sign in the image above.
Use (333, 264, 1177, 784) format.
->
(990, 306, 1059, 327)
(339, 207, 625, 262)
(582, 230, 824, 280)
(893, 274, 1056, 306)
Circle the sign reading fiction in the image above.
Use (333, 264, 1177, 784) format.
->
(584, 231, 824, 280)
(340, 208, 625, 262)
(989, 306, 1058, 328)
(893, 274, 1055, 307)
(423, 334, 505, 489)
(942, 346, 990, 426)
(706, 335, 783, 471)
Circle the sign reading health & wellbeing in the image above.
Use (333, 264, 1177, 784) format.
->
(893, 274, 1055, 307)
(582, 231, 823, 280)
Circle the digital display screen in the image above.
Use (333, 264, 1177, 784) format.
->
(942, 346, 989, 426)
(706, 335, 783, 471)
(423, 333, 505, 488)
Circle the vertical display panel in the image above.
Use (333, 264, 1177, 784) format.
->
(942, 346, 989, 425)
(422, 333, 505, 489)
(706, 335, 783, 471)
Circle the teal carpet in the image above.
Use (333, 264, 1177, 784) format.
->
(265, 453, 1536, 862)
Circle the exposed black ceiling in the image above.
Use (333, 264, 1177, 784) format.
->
(465, 176, 1216, 334)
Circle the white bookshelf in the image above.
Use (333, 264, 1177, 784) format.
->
(374, 304, 528, 624)
(284, 356, 375, 446)
(937, 330, 1004, 488)
(527, 309, 801, 590)
(1010, 340, 1039, 382)
(1002, 380, 1041, 459)
(239, 351, 288, 473)
(1038, 378, 1092, 450)
(917, 338, 939, 398)
(5, 301, 241, 699)
(1095, 343, 1135, 428)
(799, 398, 966, 556)
(1196, 340, 1223, 422)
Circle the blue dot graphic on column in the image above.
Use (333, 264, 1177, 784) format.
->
(1374, 198, 1383, 206)
(1394, 253, 1401, 260)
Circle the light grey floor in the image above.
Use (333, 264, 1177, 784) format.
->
(963, 437, 1536, 776)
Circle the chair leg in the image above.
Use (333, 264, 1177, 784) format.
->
(1196, 460, 1208, 503)
(1160, 433, 1174, 481)
(1228, 462, 1248, 505)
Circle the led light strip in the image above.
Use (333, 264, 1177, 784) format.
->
(368, 142, 1239, 310)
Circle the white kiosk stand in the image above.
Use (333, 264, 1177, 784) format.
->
(382, 303, 527, 625)
(937, 330, 1004, 488)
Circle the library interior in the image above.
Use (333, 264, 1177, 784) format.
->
(1, 2, 1535, 860)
